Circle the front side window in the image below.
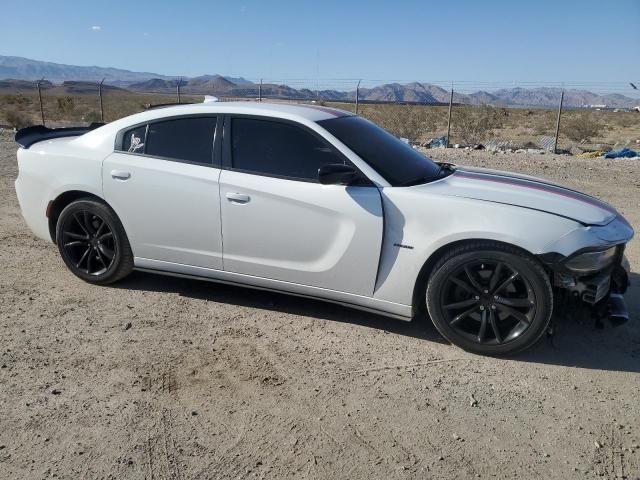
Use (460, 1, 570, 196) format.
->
(231, 118, 345, 181)
(318, 116, 444, 186)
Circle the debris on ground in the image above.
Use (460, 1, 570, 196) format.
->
(604, 147, 639, 159)
(577, 150, 605, 159)
(425, 135, 447, 148)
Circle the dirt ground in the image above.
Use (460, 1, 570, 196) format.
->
(0, 130, 639, 480)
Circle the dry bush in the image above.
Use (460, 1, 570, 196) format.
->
(56, 97, 75, 116)
(6, 110, 32, 129)
(563, 115, 603, 142)
(4, 94, 31, 107)
(359, 104, 444, 142)
(83, 110, 102, 123)
(453, 105, 504, 144)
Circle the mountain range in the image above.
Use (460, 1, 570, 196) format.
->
(1, 55, 637, 108)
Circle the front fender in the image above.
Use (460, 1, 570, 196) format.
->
(373, 188, 581, 307)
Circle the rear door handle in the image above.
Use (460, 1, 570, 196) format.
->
(225, 192, 251, 204)
(111, 170, 131, 180)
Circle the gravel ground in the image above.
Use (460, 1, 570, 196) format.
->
(0, 131, 639, 479)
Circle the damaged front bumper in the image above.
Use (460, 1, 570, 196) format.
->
(541, 246, 631, 325)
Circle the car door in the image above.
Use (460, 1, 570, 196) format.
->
(102, 115, 224, 269)
(219, 115, 383, 296)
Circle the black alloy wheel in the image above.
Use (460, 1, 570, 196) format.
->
(426, 242, 553, 355)
(61, 210, 116, 275)
(56, 198, 134, 284)
(440, 260, 536, 345)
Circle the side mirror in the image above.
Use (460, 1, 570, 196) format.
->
(318, 163, 360, 185)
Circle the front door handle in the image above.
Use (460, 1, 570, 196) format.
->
(111, 170, 131, 180)
(225, 192, 251, 204)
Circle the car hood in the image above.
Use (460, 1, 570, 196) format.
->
(427, 166, 618, 226)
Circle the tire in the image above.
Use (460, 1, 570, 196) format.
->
(55, 198, 133, 285)
(426, 241, 552, 356)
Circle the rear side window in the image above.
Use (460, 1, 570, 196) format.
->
(231, 118, 345, 181)
(145, 117, 217, 164)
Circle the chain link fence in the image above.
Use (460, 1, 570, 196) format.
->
(1, 78, 638, 155)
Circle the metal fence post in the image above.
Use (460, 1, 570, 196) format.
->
(355, 79, 361, 114)
(259, 79, 262, 102)
(176, 78, 183, 104)
(553, 90, 564, 154)
(446, 85, 454, 148)
(37, 78, 45, 125)
(99, 78, 105, 122)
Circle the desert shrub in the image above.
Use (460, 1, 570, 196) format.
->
(83, 110, 102, 123)
(6, 109, 32, 129)
(453, 105, 504, 144)
(56, 96, 75, 115)
(563, 115, 603, 142)
(360, 104, 442, 142)
(4, 94, 31, 106)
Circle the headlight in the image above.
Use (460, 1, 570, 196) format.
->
(564, 247, 617, 274)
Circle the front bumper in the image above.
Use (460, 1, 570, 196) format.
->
(542, 247, 631, 324)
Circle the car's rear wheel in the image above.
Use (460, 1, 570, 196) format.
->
(56, 198, 133, 284)
(426, 242, 552, 355)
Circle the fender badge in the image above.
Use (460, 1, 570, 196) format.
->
(393, 243, 414, 250)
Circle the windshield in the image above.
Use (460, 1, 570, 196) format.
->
(317, 115, 444, 186)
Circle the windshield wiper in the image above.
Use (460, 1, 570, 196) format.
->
(399, 163, 456, 187)
(399, 176, 432, 187)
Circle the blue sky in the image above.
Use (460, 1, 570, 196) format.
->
(1, 0, 638, 90)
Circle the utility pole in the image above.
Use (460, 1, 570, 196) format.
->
(176, 78, 183, 104)
(446, 85, 454, 148)
(98, 78, 105, 122)
(259, 79, 262, 102)
(355, 79, 361, 114)
(553, 90, 564, 154)
(37, 78, 45, 125)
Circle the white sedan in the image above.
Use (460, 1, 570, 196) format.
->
(14, 102, 634, 355)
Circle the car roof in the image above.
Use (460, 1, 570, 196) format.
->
(140, 101, 354, 122)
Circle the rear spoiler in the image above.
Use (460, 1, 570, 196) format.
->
(15, 123, 105, 149)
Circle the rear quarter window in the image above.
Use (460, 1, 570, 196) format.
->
(122, 125, 147, 153)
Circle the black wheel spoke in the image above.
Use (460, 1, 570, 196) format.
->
(443, 297, 479, 310)
(495, 296, 533, 308)
(63, 231, 89, 241)
(98, 244, 114, 260)
(75, 247, 91, 269)
(464, 266, 484, 293)
(96, 249, 108, 269)
(450, 305, 479, 326)
(451, 277, 479, 295)
(489, 262, 504, 292)
(73, 213, 90, 236)
(64, 240, 88, 248)
(83, 211, 95, 235)
(489, 310, 502, 343)
(477, 309, 487, 343)
(98, 232, 113, 241)
(496, 304, 530, 325)
(95, 220, 106, 238)
(492, 272, 519, 296)
(86, 249, 94, 273)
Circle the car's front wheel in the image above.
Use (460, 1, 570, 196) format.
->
(55, 198, 133, 284)
(426, 242, 553, 355)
